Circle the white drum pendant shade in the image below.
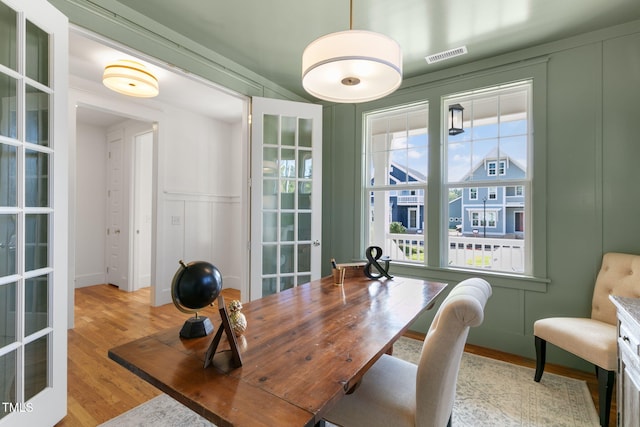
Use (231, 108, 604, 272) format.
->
(103, 60, 159, 98)
(302, 30, 402, 103)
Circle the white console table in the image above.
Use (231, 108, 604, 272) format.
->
(610, 295, 640, 427)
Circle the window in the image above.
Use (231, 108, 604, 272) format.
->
(364, 102, 428, 263)
(445, 81, 531, 274)
(363, 80, 533, 276)
(488, 187, 497, 200)
(506, 185, 524, 197)
(469, 187, 478, 200)
(471, 211, 497, 228)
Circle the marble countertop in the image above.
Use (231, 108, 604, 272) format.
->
(610, 295, 640, 327)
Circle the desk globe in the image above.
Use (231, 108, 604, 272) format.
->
(171, 260, 222, 338)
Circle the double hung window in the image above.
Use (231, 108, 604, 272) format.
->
(363, 80, 532, 275)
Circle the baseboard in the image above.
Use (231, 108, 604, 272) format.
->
(75, 273, 106, 288)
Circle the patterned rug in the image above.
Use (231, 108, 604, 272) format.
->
(100, 337, 599, 427)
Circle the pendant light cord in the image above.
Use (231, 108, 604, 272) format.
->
(349, 0, 353, 30)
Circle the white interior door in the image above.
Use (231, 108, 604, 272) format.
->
(106, 129, 125, 288)
(133, 131, 152, 290)
(0, 0, 68, 425)
(250, 97, 322, 300)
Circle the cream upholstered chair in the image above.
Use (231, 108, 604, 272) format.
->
(323, 277, 492, 427)
(534, 252, 640, 427)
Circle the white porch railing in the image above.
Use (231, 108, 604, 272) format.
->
(396, 195, 424, 205)
(386, 233, 525, 273)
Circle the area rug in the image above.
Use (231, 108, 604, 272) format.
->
(100, 337, 599, 427)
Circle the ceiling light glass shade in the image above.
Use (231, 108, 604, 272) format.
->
(103, 60, 159, 98)
(302, 30, 402, 103)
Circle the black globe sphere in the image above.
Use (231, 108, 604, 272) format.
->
(171, 260, 223, 312)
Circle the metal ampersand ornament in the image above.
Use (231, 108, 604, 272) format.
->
(364, 246, 393, 280)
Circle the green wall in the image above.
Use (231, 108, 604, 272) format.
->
(322, 22, 640, 371)
(52, 0, 640, 371)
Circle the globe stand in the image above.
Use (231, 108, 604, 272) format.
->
(179, 314, 213, 339)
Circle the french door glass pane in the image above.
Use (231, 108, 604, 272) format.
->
(262, 179, 277, 209)
(297, 244, 310, 272)
(25, 85, 49, 146)
(298, 212, 311, 240)
(263, 114, 278, 144)
(25, 213, 48, 271)
(24, 334, 48, 400)
(26, 20, 49, 86)
(262, 245, 276, 275)
(25, 274, 48, 335)
(298, 182, 311, 209)
(25, 149, 48, 207)
(262, 277, 276, 296)
(262, 212, 276, 242)
(297, 274, 310, 286)
(0, 214, 16, 276)
(0, 281, 16, 346)
(281, 244, 294, 274)
(0, 349, 16, 420)
(0, 2, 16, 71)
(281, 116, 295, 146)
(298, 118, 312, 147)
(0, 72, 17, 138)
(0, 144, 17, 206)
(281, 276, 294, 291)
(280, 212, 294, 242)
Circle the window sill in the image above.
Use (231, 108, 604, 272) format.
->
(388, 262, 550, 293)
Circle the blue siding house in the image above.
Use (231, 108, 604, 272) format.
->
(457, 150, 525, 238)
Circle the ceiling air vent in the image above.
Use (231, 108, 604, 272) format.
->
(425, 46, 468, 64)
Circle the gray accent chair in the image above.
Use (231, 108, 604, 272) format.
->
(534, 252, 640, 427)
(323, 277, 492, 427)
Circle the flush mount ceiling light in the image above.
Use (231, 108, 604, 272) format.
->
(103, 59, 159, 98)
(301, 0, 402, 103)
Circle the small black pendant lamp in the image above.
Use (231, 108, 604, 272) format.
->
(448, 103, 464, 136)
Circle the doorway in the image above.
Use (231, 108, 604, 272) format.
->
(74, 106, 154, 294)
(68, 27, 248, 328)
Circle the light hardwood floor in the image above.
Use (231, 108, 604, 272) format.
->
(57, 284, 615, 427)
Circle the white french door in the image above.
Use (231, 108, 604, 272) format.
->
(250, 97, 322, 299)
(0, 0, 68, 425)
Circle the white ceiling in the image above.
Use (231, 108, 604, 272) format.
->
(70, 28, 245, 127)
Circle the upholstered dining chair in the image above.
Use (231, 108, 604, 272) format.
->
(533, 252, 640, 427)
(323, 277, 492, 427)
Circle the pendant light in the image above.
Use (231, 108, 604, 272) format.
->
(103, 59, 159, 98)
(301, 0, 402, 103)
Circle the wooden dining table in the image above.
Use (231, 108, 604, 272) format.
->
(108, 274, 447, 427)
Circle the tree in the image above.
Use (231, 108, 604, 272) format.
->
(389, 221, 406, 234)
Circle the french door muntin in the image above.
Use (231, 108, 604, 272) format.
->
(0, 0, 67, 424)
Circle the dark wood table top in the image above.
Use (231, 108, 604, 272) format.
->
(108, 275, 447, 427)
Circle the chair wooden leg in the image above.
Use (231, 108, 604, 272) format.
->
(596, 366, 614, 427)
(534, 336, 546, 382)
